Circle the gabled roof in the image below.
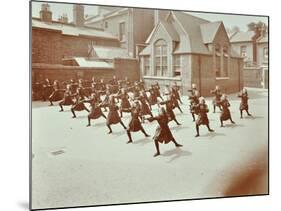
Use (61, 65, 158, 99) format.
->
(73, 57, 114, 68)
(200, 21, 222, 44)
(171, 11, 210, 54)
(90, 46, 130, 59)
(32, 18, 118, 40)
(145, 21, 180, 44)
(230, 31, 255, 43)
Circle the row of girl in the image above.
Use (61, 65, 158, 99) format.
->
(36, 76, 252, 157)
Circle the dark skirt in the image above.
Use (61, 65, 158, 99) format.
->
(60, 97, 73, 106)
(49, 91, 63, 102)
(220, 109, 231, 121)
(196, 113, 209, 125)
(240, 103, 248, 111)
(167, 110, 175, 121)
(153, 126, 174, 144)
(120, 100, 131, 110)
(140, 103, 151, 115)
(149, 95, 158, 105)
(106, 111, 121, 125)
(89, 107, 103, 119)
(128, 118, 142, 132)
(72, 102, 87, 111)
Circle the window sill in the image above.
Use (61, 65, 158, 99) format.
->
(143, 76, 181, 80)
(216, 77, 230, 80)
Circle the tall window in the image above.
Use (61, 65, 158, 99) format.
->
(263, 47, 268, 61)
(215, 44, 221, 77)
(173, 55, 181, 77)
(154, 39, 168, 77)
(240, 46, 247, 57)
(119, 22, 126, 41)
(143, 56, 150, 76)
(214, 44, 229, 78)
(222, 46, 229, 77)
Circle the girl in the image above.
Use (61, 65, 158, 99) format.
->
(126, 101, 150, 144)
(238, 88, 252, 118)
(218, 94, 235, 127)
(148, 107, 183, 157)
(106, 96, 127, 134)
(194, 97, 214, 137)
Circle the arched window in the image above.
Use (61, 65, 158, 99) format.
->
(154, 39, 168, 76)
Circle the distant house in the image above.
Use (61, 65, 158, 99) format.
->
(32, 4, 140, 83)
(85, 6, 155, 57)
(230, 27, 268, 88)
(139, 11, 244, 95)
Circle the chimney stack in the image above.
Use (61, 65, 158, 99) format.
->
(58, 13, 68, 24)
(73, 4, 84, 27)
(40, 3, 52, 23)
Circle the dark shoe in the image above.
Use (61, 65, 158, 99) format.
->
(153, 152, 160, 157)
(240, 116, 243, 119)
(209, 129, 214, 132)
(127, 140, 133, 144)
(220, 125, 224, 127)
(145, 134, 150, 137)
(108, 131, 112, 134)
(72, 116, 76, 118)
(175, 144, 183, 147)
(86, 124, 90, 127)
(195, 134, 200, 137)
(231, 121, 235, 124)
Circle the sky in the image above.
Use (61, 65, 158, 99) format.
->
(31, 1, 268, 31)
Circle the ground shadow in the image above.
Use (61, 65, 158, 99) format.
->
(17, 201, 29, 210)
(223, 123, 244, 128)
(89, 121, 106, 127)
(111, 130, 126, 137)
(243, 115, 264, 120)
(132, 137, 153, 146)
(169, 125, 189, 132)
(161, 148, 192, 163)
(199, 131, 226, 139)
(75, 115, 88, 119)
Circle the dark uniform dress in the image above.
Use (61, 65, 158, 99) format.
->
(188, 89, 199, 121)
(88, 104, 104, 120)
(138, 96, 152, 116)
(160, 100, 176, 121)
(49, 83, 63, 103)
(219, 99, 231, 121)
(171, 85, 182, 103)
(196, 104, 210, 126)
(148, 114, 175, 144)
(148, 88, 158, 105)
(106, 104, 122, 125)
(128, 107, 143, 132)
(118, 93, 131, 112)
(211, 89, 222, 112)
(238, 93, 249, 111)
(60, 90, 74, 106)
(71, 95, 88, 111)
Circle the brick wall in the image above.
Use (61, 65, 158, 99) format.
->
(32, 28, 62, 64)
(32, 27, 120, 64)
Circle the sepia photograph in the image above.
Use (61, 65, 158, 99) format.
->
(30, 0, 269, 210)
